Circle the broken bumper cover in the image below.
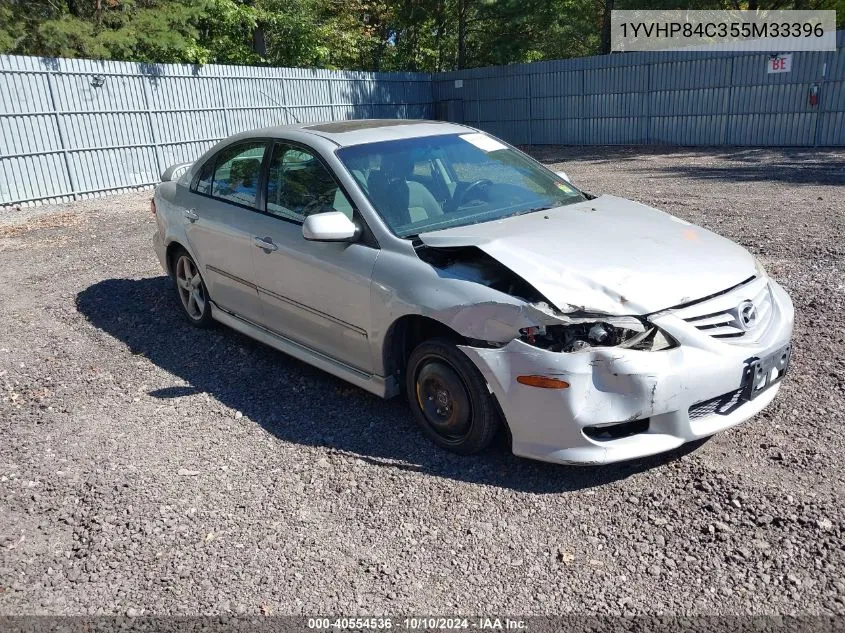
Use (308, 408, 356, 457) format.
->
(459, 280, 794, 465)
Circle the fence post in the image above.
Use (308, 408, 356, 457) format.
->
(141, 76, 163, 179)
(580, 68, 586, 146)
(328, 77, 337, 121)
(725, 56, 735, 145)
(279, 73, 290, 125)
(645, 61, 651, 145)
(813, 51, 830, 147)
(44, 69, 78, 201)
(527, 68, 533, 147)
(217, 72, 230, 136)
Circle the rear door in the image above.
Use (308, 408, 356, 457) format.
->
(249, 141, 379, 373)
(179, 140, 269, 324)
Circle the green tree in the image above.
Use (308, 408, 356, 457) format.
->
(0, 0, 842, 70)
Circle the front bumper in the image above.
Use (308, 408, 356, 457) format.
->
(459, 280, 794, 465)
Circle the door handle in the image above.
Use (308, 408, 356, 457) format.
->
(254, 236, 278, 252)
(184, 209, 199, 222)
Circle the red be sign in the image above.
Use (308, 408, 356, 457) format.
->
(768, 54, 793, 74)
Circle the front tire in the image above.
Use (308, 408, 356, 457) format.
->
(405, 339, 499, 455)
(172, 248, 213, 327)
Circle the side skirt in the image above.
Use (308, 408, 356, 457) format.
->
(210, 302, 397, 399)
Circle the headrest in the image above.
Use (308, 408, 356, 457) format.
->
(232, 158, 261, 186)
(381, 153, 414, 181)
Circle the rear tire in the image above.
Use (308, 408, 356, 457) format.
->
(172, 248, 213, 328)
(405, 339, 499, 455)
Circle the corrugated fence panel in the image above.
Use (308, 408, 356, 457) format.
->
(828, 47, 845, 79)
(0, 153, 71, 204)
(649, 58, 732, 90)
(531, 71, 584, 98)
(3, 33, 845, 206)
(532, 96, 582, 120)
(1, 114, 61, 155)
(53, 73, 147, 112)
(70, 146, 159, 193)
(818, 111, 845, 145)
(433, 30, 844, 147)
(650, 115, 729, 145)
(0, 72, 52, 114)
(0, 55, 433, 206)
(530, 118, 583, 145)
(61, 112, 152, 150)
(153, 110, 228, 145)
(583, 66, 645, 94)
(650, 88, 730, 116)
(731, 84, 808, 114)
(159, 140, 218, 169)
(727, 113, 817, 146)
(583, 92, 647, 117)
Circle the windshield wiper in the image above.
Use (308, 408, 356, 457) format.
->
(513, 204, 555, 216)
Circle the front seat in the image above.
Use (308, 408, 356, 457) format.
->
(367, 156, 442, 228)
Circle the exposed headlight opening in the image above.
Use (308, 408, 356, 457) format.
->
(520, 319, 677, 352)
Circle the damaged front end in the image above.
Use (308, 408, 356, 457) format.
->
(415, 242, 675, 353)
(518, 316, 677, 353)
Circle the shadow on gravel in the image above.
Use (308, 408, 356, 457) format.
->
(531, 146, 845, 186)
(76, 277, 705, 494)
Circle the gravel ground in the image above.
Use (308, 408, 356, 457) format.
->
(0, 146, 843, 617)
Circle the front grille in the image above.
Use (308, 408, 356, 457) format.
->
(672, 277, 774, 344)
(688, 389, 743, 420)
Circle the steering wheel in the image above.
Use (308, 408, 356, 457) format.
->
(455, 179, 493, 207)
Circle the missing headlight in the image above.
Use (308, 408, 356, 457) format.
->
(520, 321, 676, 352)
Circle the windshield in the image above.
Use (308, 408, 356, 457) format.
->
(335, 133, 585, 238)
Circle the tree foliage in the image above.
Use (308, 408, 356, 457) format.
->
(0, 0, 842, 70)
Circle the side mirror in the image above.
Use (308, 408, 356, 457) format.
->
(555, 171, 572, 183)
(302, 211, 359, 242)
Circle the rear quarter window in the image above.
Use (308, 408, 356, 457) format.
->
(194, 160, 214, 195)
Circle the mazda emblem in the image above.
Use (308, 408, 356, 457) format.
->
(738, 301, 758, 330)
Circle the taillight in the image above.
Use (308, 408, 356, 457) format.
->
(150, 197, 156, 215)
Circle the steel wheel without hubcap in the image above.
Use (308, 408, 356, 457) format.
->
(405, 339, 499, 455)
(415, 359, 473, 446)
(175, 254, 207, 321)
(405, 339, 500, 455)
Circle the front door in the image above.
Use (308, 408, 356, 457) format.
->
(250, 142, 379, 373)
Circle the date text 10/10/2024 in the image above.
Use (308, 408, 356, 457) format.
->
(307, 618, 527, 630)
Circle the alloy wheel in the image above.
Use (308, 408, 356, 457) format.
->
(175, 255, 206, 320)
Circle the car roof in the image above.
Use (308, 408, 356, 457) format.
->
(227, 119, 475, 148)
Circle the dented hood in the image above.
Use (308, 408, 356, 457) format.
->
(418, 195, 757, 315)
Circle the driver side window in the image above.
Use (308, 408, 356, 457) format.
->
(265, 143, 353, 223)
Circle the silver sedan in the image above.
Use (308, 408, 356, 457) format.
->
(152, 120, 794, 465)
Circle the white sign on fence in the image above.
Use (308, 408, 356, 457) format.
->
(768, 53, 793, 73)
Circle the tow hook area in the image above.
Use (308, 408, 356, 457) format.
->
(583, 418, 650, 441)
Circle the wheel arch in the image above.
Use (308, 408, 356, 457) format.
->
(383, 314, 513, 446)
(382, 314, 467, 391)
(165, 240, 190, 276)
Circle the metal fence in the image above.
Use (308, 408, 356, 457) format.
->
(0, 56, 432, 207)
(3, 31, 844, 207)
(433, 30, 845, 147)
